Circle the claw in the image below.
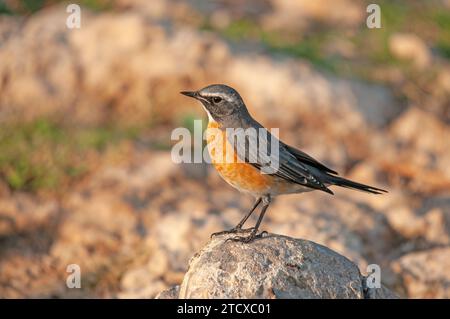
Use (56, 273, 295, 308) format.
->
(225, 230, 267, 243)
(210, 227, 255, 238)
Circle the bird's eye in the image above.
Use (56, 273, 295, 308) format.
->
(212, 97, 222, 104)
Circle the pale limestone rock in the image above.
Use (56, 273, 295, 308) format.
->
(389, 33, 431, 69)
(174, 234, 397, 299)
(391, 247, 450, 298)
(155, 286, 180, 299)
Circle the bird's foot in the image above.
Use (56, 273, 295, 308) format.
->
(210, 227, 255, 238)
(226, 230, 268, 243)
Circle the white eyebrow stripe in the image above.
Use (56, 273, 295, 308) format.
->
(200, 92, 232, 102)
(200, 92, 225, 97)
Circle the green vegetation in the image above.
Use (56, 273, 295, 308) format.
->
(0, 0, 113, 15)
(179, 112, 207, 134)
(177, 112, 208, 152)
(434, 10, 450, 59)
(264, 33, 339, 73)
(202, 19, 339, 73)
(0, 118, 140, 192)
(15, 0, 46, 14)
(0, 1, 13, 14)
(202, 0, 450, 78)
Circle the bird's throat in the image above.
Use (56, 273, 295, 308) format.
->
(201, 105, 214, 122)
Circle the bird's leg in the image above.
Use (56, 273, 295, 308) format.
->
(234, 197, 262, 230)
(211, 197, 262, 238)
(228, 195, 271, 243)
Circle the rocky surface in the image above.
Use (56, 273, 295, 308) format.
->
(158, 234, 397, 299)
(389, 33, 432, 70)
(391, 247, 450, 298)
(0, 5, 401, 128)
(1, 0, 450, 299)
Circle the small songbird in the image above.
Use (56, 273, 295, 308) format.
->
(181, 84, 387, 243)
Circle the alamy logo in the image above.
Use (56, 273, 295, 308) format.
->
(66, 264, 81, 288)
(66, 4, 81, 29)
(366, 4, 381, 29)
(366, 264, 381, 288)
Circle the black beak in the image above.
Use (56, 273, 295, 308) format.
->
(180, 91, 198, 98)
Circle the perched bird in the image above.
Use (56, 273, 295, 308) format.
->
(181, 84, 387, 243)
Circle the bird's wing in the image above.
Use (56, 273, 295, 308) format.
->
(227, 125, 334, 194)
(282, 143, 338, 175)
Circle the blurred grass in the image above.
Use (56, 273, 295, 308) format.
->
(179, 112, 207, 134)
(435, 10, 450, 59)
(202, 19, 339, 73)
(0, 0, 113, 15)
(0, 1, 13, 14)
(0, 118, 140, 192)
(176, 112, 208, 152)
(202, 0, 450, 78)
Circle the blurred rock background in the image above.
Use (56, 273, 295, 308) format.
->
(0, 0, 449, 298)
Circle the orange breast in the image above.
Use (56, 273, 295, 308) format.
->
(205, 121, 274, 195)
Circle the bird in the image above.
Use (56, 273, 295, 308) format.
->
(181, 84, 387, 243)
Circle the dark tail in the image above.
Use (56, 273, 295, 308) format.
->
(327, 175, 387, 195)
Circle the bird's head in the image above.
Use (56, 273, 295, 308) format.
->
(181, 84, 249, 125)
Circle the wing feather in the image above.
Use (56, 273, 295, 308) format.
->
(227, 125, 334, 194)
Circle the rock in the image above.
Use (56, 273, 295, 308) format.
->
(389, 33, 431, 69)
(118, 266, 168, 299)
(262, 0, 363, 31)
(391, 247, 450, 298)
(155, 286, 180, 299)
(176, 233, 397, 299)
(0, 15, 21, 43)
(344, 80, 404, 127)
(118, 277, 168, 299)
(1, 0, 448, 300)
(0, 5, 229, 125)
(382, 107, 450, 194)
(386, 206, 426, 238)
(0, 4, 401, 131)
(386, 203, 450, 246)
(422, 208, 450, 245)
(362, 277, 400, 299)
(0, 193, 59, 237)
(226, 56, 402, 130)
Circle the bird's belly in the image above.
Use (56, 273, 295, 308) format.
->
(205, 121, 308, 196)
(205, 122, 270, 194)
(214, 162, 273, 195)
(212, 161, 312, 196)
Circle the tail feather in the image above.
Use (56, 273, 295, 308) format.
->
(327, 175, 387, 195)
